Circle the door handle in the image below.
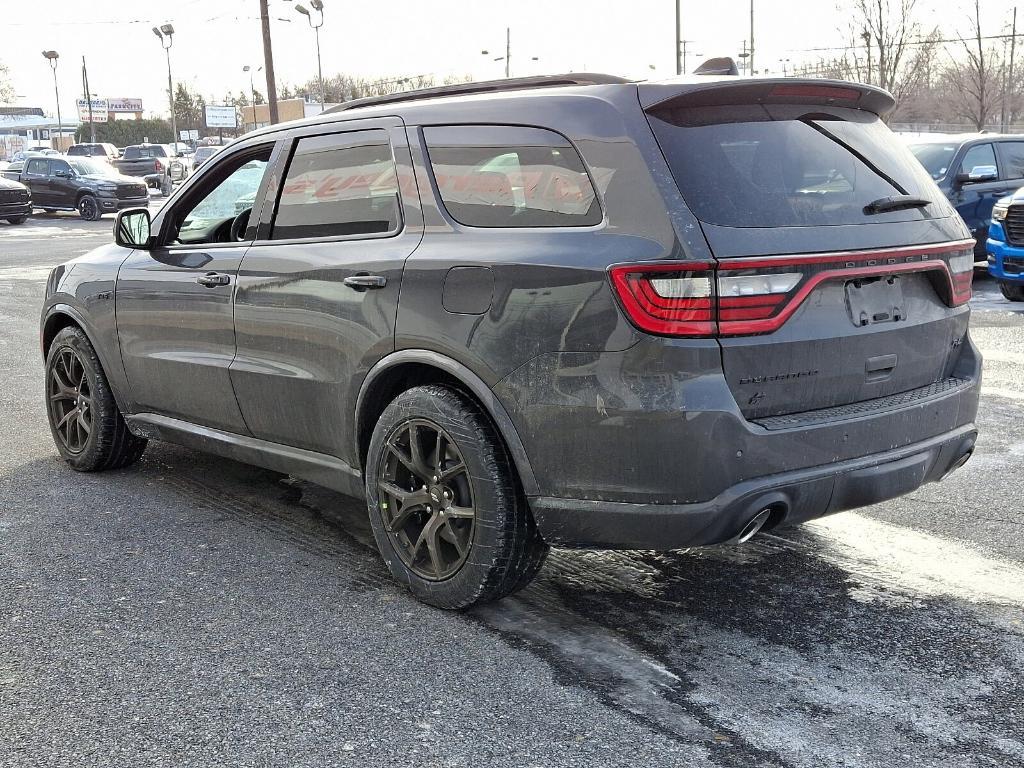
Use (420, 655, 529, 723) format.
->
(197, 272, 231, 287)
(343, 274, 387, 290)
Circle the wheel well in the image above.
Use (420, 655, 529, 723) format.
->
(357, 362, 481, 472)
(75, 190, 95, 204)
(41, 312, 82, 356)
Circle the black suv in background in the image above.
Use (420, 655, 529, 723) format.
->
(40, 73, 980, 608)
(67, 143, 120, 162)
(9, 156, 148, 220)
(0, 175, 31, 224)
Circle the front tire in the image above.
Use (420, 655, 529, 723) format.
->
(6, 216, 26, 225)
(77, 195, 101, 221)
(999, 281, 1024, 302)
(45, 326, 147, 471)
(365, 385, 548, 609)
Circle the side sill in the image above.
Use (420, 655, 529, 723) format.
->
(125, 413, 364, 499)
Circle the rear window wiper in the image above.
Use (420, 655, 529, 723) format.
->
(863, 195, 932, 215)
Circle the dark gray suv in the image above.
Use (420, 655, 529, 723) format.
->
(40, 73, 981, 608)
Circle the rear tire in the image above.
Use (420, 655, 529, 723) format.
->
(6, 216, 26, 225)
(77, 195, 101, 221)
(999, 281, 1024, 302)
(365, 385, 548, 609)
(45, 326, 147, 472)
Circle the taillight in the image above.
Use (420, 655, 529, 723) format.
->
(610, 240, 975, 338)
(154, 159, 164, 172)
(609, 263, 715, 336)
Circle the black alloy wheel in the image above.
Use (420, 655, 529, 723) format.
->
(78, 195, 99, 221)
(47, 347, 92, 454)
(377, 419, 475, 580)
(44, 326, 147, 471)
(365, 385, 549, 609)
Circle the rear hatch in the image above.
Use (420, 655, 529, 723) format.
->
(638, 80, 973, 419)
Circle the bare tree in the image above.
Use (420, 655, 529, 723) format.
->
(837, 0, 936, 105)
(944, 0, 1002, 130)
(0, 61, 14, 103)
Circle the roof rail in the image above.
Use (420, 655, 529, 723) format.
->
(324, 73, 631, 114)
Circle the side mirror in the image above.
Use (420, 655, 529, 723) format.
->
(957, 164, 998, 184)
(115, 208, 152, 249)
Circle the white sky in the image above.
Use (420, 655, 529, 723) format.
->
(2, 0, 1021, 120)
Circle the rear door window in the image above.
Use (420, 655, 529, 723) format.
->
(960, 143, 997, 176)
(270, 129, 401, 241)
(647, 104, 947, 228)
(423, 125, 602, 227)
(995, 142, 1024, 180)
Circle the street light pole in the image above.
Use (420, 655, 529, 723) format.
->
(153, 25, 178, 148)
(296, 1, 325, 109)
(41, 51, 62, 150)
(675, 0, 682, 75)
(243, 65, 262, 130)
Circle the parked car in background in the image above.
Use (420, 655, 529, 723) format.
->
(985, 189, 1024, 300)
(39, 73, 980, 608)
(5, 156, 148, 220)
(907, 133, 1024, 258)
(67, 143, 120, 163)
(191, 145, 221, 169)
(0, 175, 31, 224)
(112, 144, 188, 196)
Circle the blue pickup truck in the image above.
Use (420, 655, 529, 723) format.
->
(985, 191, 1024, 301)
(906, 133, 1024, 259)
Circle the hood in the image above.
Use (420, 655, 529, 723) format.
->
(80, 173, 146, 185)
(0, 175, 28, 191)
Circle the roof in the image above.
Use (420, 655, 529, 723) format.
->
(324, 73, 631, 114)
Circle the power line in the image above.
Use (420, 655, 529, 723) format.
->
(784, 32, 1024, 55)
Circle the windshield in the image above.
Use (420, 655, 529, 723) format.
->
(647, 104, 947, 228)
(908, 142, 958, 181)
(68, 158, 118, 177)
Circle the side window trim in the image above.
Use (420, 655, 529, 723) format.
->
(260, 127, 404, 245)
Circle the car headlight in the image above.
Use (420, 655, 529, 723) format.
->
(97, 184, 118, 193)
(993, 203, 1010, 221)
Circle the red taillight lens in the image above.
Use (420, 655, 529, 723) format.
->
(947, 248, 974, 305)
(610, 240, 975, 338)
(609, 263, 716, 336)
(154, 159, 164, 172)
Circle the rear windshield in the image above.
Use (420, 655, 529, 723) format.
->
(647, 104, 947, 228)
(123, 146, 167, 160)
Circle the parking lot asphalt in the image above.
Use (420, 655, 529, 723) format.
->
(1, 214, 1022, 768)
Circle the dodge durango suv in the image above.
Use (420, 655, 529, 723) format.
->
(40, 73, 981, 608)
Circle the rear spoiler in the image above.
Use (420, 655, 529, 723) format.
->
(638, 78, 897, 118)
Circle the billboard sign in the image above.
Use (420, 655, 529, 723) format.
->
(107, 97, 143, 113)
(204, 105, 237, 128)
(77, 98, 109, 122)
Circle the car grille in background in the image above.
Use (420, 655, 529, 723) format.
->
(1004, 205, 1024, 246)
(116, 185, 147, 199)
(1004, 256, 1024, 276)
(0, 189, 28, 203)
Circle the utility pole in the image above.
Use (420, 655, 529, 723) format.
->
(749, 0, 755, 75)
(505, 27, 511, 78)
(260, 0, 280, 124)
(81, 57, 95, 143)
(675, 0, 682, 75)
(1009, 7, 1018, 132)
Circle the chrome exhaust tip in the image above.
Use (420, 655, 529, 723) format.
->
(736, 507, 773, 544)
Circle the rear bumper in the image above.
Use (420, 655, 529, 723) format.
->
(530, 423, 977, 549)
(986, 228, 1024, 282)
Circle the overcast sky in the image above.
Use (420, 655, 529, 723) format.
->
(3, 0, 1021, 120)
